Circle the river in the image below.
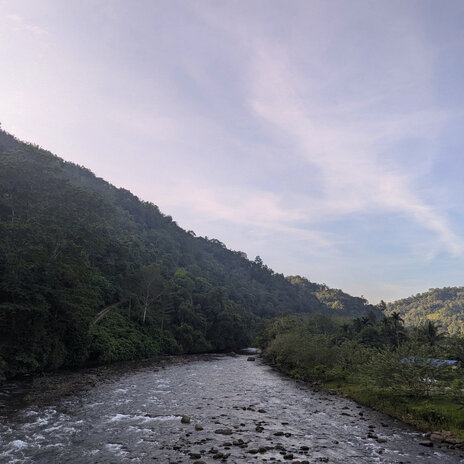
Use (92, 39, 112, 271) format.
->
(1, 353, 463, 463)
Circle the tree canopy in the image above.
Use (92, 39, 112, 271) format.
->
(387, 287, 464, 335)
(0, 128, 379, 379)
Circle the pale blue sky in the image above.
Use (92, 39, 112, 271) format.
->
(1, 0, 464, 302)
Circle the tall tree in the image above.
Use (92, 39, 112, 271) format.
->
(138, 265, 165, 325)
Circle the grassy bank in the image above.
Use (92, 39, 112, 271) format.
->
(259, 314, 464, 440)
(326, 382, 464, 439)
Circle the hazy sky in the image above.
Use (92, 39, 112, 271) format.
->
(1, 0, 464, 303)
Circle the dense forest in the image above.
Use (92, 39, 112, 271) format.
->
(388, 287, 464, 335)
(259, 313, 464, 438)
(0, 129, 380, 379)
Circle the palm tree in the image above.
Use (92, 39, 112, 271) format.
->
(390, 311, 404, 325)
(353, 316, 371, 333)
(380, 316, 391, 329)
(390, 312, 404, 346)
(418, 320, 444, 346)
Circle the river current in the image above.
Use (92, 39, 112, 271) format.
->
(0, 353, 463, 463)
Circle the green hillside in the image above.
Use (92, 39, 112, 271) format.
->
(387, 287, 464, 335)
(0, 129, 378, 379)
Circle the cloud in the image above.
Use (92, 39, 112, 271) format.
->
(153, 180, 337, 251)
(2, 0, 462, 302)
(6, 13, 47, 36)
(247, 40, 464, 256)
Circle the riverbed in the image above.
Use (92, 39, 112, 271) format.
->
(1, 353, 463, 463)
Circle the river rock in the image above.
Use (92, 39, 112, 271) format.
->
(214, 428, 233, 435)
(283, 453, 294, 460)
(444, 437, 460, 445)
(195, 424, 204, 431)
(247, 357, 255, 361)
(181, 415, 191, 424)
(430, 433, 444, 442)
(420, 440, 434, 447)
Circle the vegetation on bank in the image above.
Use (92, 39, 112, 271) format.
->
(258, 314, 464, 438)
(388, 287, 464, 335)
(0, 129, 381, 380)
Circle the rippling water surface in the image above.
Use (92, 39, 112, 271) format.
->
(1, 353, 463, 463)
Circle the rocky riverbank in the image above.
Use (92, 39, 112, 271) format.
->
(0, 353, 219, 413)
(2, 353, 464, 463)
(262, 357, 464, 452)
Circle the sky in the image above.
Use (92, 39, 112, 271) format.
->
(1, 0, 464, 303)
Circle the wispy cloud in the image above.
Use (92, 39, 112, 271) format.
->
(248, 41, 464, 256)
(152, 180, 337, 251)
(2, 0, 464, 301)
(6, 13, 47, 36)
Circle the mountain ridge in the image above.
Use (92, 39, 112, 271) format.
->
(387, 286, 464, 335)
(0, 128, 379, 378)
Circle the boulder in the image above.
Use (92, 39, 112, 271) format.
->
(214, 428, 233, 435)
(419, 440, 434, 447)
(430, 433, 444, 442)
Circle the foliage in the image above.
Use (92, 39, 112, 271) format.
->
(260, 313, 464, 436)
(388, 287, 464, 335)
(359, 343, 451, 399)
(0, 129, 378, 378)
(286, 276, 383, 319)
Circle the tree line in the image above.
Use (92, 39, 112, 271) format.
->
(387, 287, 464, 335)
(0, 129, 380, 379)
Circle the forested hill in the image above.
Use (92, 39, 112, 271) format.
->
(387, 287, 464, 335)
(0, 129, 379, 378)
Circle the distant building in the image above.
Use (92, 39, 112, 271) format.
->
(400, 357, 459, 368)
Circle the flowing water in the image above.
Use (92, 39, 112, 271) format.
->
(0, 353, 463, 463)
